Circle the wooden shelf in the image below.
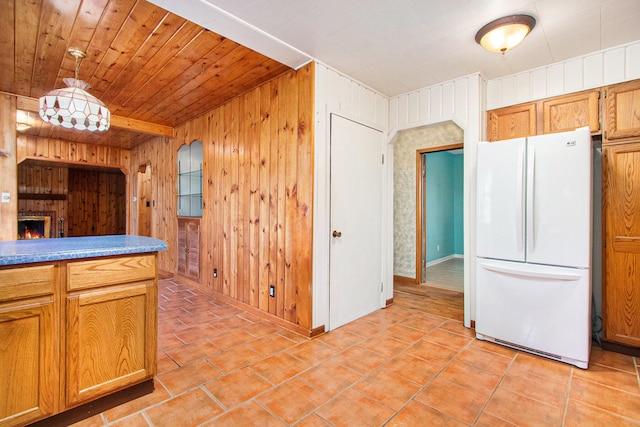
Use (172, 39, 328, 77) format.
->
(19, 193, 67, 200)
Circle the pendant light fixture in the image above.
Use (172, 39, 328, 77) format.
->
(38, 48, 110, 131)
(475, 15, 536, 54)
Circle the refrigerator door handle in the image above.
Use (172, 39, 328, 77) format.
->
(479, 260, 582, 281)
(516, 145, 525, 253)
(527, 145, 535, 255)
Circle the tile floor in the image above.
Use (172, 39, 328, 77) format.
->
(72, 278, 640, 427)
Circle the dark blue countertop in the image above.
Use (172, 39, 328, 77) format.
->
(0, 235, 167, 266)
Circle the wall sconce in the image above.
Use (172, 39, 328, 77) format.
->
(475, 14, 536, 54)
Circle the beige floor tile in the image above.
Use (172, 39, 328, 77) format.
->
(201, 401, 285, 426)
(423, 328, 473, 351)
(332, 345, 388, 375)
(569, 376, 640, 420)
(298, 360, 362, 397)
(258, 378, 330, 424)
(145, 388, 224, 427)
(204, 367, 272, 409)
(315, 389, 395, 427)
(156, 359, 222, 395)
(250, 352, 310, 385)
(406, 339, 458, 366)
(485, 388, 564, 426)
(438, 360, 502, 397)
(387, 400, 467, 426)
(416, 377, 489, 425)
(354, 369, 421, 410)
(206, 343, 264, 373)
(381, 352, 442, 385)
(564, 399, 640, 427)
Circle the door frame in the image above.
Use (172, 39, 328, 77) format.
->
(415, 143, 463, 283)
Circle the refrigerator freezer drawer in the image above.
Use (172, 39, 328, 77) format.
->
(476, 259, 591, 368)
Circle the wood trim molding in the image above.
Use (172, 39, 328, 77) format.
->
(7, 93, 174, 138)
(213, 291, 317, 338)
(394, 275, 418, 284)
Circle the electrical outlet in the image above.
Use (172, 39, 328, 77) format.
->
(269, 285, 275, 297)
(213, 268, 217, 278)
(437, 245, 440, 251)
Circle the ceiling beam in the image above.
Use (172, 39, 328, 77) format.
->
(8, 93, 174, 138)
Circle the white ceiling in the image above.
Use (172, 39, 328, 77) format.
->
(150, 0, 640, 96)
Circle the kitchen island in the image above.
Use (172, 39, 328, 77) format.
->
(0, 235, 166, 427)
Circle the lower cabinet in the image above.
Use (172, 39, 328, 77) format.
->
(65, 280, 156, 407)
(0, 254, 158, 426)
(177, 217, 200, 282)
(0, 265, 58, 427)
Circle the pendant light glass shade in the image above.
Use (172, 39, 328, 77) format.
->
(475, 15, 536, 54)
(38, 49, 110, 131)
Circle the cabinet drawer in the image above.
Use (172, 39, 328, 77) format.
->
(0, 264, 55, 302)
(67, 255, 156, 291)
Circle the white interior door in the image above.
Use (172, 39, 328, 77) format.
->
(329, 114, 383, 330)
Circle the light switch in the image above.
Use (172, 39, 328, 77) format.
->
(1, 192, 9, 203)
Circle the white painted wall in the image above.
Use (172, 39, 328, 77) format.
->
(487, 40, 640, 110)
(313, 39, 640, 332)
(388, 74, 483, 328)
(312, 62, 388, 329)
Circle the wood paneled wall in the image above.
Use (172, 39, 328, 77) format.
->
(0, 95, 18, 241)
(67, 169, 126, 236)
(129, 136, 177, 277)
(17, 135, 131, 168)
(18, 163, 68, 237)
(132, 64, 314, 331)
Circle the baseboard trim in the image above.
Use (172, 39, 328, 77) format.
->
(385, 297, 394, 307)
(27, 379, 154, 427)
(393, 275, 418, 284)
(213, 291, 318, 338)
(601, 340, 640, 357)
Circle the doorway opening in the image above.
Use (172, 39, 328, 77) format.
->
(391, 122, 464, 321)
(417, 144, 464, 292)
(137, 163, 152, 237)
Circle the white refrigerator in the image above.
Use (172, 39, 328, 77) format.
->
(475, 127, 592, 369)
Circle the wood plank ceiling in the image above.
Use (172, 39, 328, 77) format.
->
(1, 0, 291, 148)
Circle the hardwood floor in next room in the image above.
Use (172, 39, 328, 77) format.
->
(68, 277, 640, 427)
(394, 257, 464, 321)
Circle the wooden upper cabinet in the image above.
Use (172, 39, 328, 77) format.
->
(606, 79, 640, 140)
(543, 91, 600, 134)
(487, 103, 537, 141)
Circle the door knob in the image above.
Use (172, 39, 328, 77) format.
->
(332, 230, 342, 238)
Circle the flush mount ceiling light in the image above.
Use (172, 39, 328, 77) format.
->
(475, 14, 536, 54)
(38, 48, 110, 131)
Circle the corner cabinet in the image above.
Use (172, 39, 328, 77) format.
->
(0, 265, 58, 427)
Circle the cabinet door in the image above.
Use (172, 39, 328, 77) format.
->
(603, 142, 640, 347)
(487, 103, 537, 142)
(177, 218, 200, 281)
(65, 281, 157, 407)
(0, 266, 58, 427)
(543, 91, 600, 134)
(606, 80, 640, 139)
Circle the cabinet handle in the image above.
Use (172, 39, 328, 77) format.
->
(332, 230, 342, 238)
